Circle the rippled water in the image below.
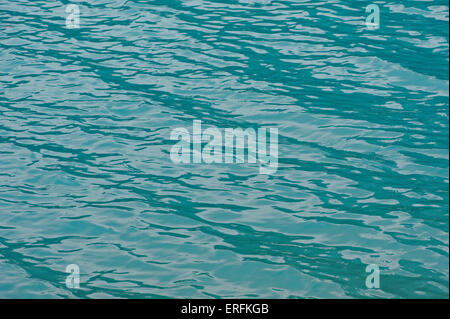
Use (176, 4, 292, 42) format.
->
(0, 0, 448, 298)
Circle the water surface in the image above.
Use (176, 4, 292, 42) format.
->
(0, 0, 448, 298)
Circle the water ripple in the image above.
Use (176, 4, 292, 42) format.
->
(0, 0, 448, 298)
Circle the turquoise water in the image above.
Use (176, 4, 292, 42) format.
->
(0, 0, 448, 299)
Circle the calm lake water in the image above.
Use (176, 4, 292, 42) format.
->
(0, 0, 448, 298)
